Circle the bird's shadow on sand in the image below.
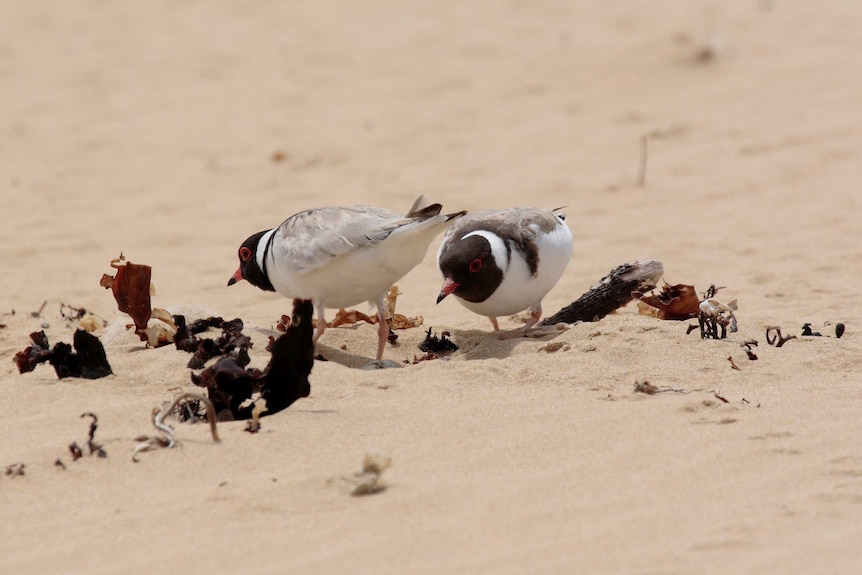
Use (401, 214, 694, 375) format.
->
(448, 326, 568, 361)
(314, 344, 387, 369)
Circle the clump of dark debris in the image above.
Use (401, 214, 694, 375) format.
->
(189, 299, 314, 422)
(14, 330, 112, 380)
(173, 315, 250, 370)
(418, 328, 458, 353)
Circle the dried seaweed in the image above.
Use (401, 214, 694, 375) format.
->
(636, 283, 700, 320)
(13, 331, 53, 373)
(190, 299, 314, 421)
(418, 328, 459, 353)
(100, 253, 176, 347)
(173, 315, 250, 369)
(14, 330, 112, 379)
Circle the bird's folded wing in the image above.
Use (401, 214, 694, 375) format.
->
(272, 206, 408, 272)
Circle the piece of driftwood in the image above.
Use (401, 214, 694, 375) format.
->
(541, 260, 664, 326)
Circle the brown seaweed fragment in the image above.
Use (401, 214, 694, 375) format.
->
(14, 330, 112, 379)
(100, 254, 176, 346)
(636, 283, 700, 320)
(191, 299, 314, 421)
(13, 330, 53, 373)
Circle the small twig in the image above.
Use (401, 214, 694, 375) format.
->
(713, 391, 730, 403)
(766, 326, 796, 347)
(30, 300, 48, 318)
(637, 134, 648, 186)
(727, 356, 740, 370)
(776, 333, 796, 348)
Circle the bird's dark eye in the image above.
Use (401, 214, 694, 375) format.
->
(468, 258, 483, 272)
(240, 247, 253, 262)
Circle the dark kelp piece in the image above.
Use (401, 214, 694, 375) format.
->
(190, 299, 314, 421)
(14, 330, 112, 379)
(14, 330, 53, 373)
(174, 315, 251, 369)
(418, 328, 459, 353)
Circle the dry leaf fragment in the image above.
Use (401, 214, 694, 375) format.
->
(636, 283, 700, 320)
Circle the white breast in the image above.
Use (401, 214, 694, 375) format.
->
(456, 220, 573, 317)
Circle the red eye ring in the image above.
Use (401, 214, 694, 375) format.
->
(240, 247, 253, 262)
(468, 258, 483, 273)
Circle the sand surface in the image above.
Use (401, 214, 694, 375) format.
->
(2, 1, 862, 573)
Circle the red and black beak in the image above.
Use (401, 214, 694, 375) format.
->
(436, 277, 459, 304)
(227, 267, 244, 286)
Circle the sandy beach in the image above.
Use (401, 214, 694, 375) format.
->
(2, 1, 862, 573)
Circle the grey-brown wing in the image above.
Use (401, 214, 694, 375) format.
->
(271, 206, 408, 273)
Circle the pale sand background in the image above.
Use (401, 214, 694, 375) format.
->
(2, 1, 862, 573)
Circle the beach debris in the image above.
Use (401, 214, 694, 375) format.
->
(712, 391, 730, 403)
(727, 356, 740, 371)
(244, 399, 267, 433)
(766, 326, 796, 348)
(543, 260, 664, 325)
(190, 299, 313, 421)
(405, 352, 441, 365)
(360, 359, 402, 370)
(100, 253, 177, 347)
(633, 380, 690, 395)
(81, 412, 106, 457)
(275, 314, 291, 332)
(133, 392, 220, 462)
(63, 413, 107, 465)
(697, 291, 738, 340)
(634, 380, 659, 395)
(5, 463, 26, 477)
(835, 323, 845, 338)
(173, 315, 250, 370)
(636, 282, 700, 320)
(171, 395, 209, 424)
(330, 450, 392, 497)
(54, 459, 66, 470)
(801, 323, 822, 337)
(30, 300, 47, 318)
(59, 302, 86, 322)
(741, 340, 758, 360)
(418, 328, 459, 353)
(69, 443, 84, 461)
(13, 329, 112, 379)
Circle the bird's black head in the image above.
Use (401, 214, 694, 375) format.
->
(227, 230, 275, 292)
(437, 234, 503, 304)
